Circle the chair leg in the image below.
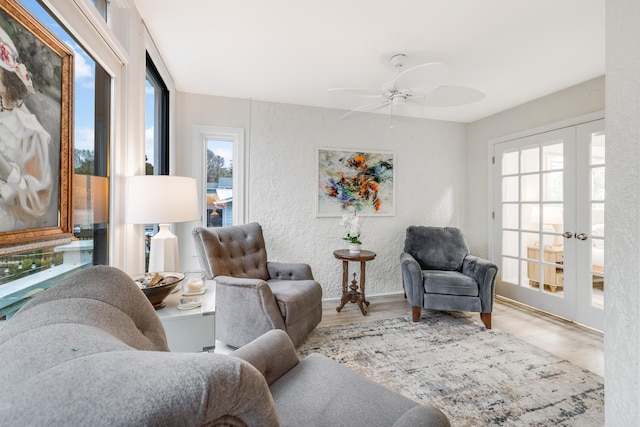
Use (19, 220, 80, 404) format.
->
(412, 306, 421, 322)
(480, 312, 491, 329)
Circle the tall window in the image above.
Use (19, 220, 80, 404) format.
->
(145, 53, 169, 176)
(197, 126, 244, 227)
(143, 54, 169, 270)
(0, 0, 111, 321)
(206, 139, 234, 227)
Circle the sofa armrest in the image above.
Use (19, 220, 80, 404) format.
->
(232, 329, 300, 385)
(392, 405, 451, 427)
(0, 348, 280, 426)
(267, 261, 314, 280)
(462, 255, 498, 312)
(400, 252, 424, 308)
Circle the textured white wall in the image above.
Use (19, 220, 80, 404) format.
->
(605, 0, 640, 423)
(248, 101, 467, 299)
(175, 94, 467, 299)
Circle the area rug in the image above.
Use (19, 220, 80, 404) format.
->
(297, 311, 604, 426)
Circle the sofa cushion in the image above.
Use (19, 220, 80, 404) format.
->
(270, 353, 419, 426)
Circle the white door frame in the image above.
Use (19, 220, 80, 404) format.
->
(488, 111, 604, 330)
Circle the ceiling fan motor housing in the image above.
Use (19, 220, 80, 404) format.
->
(392, 92, 408, 105)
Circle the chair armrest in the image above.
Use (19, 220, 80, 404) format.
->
(232, 329, 300, 385)
(392, 405, 451, 427)
(215, 275, 269, 288)
(462, 255, 498, 312)
(267, 261, 314, 280)
(400, 252, 424, 308)
(214, 276, 287, 348)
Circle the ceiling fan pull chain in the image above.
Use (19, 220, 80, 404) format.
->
(389, 102, 395, 128)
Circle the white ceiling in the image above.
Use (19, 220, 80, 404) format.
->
(132, 0, 605, 123)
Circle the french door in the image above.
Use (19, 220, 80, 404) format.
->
(493, 119, 605, 331)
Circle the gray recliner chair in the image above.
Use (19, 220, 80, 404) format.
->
(192, 222, 323, 348)
(400, 226, 498, 329)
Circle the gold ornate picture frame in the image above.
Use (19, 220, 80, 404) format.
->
(0, 0, 73, 250)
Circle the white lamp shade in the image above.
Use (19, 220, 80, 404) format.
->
(125, 175, 199, 224)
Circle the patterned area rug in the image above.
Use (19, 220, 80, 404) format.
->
(297, 311, 604, 426)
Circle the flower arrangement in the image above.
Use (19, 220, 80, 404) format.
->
(340, 211, 362, 244)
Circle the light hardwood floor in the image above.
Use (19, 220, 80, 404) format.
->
(321, 294, 604, 377)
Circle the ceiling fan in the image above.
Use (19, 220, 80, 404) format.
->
(329, 53, 485, 121)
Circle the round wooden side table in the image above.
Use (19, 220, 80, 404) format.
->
(333, 249, 377, 316)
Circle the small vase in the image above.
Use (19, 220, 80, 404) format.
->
(348, 243, 362, 254)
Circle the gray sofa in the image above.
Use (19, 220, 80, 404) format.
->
(0, 265, 450, 426)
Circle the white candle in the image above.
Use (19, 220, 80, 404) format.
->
(187, 278, 204, 293)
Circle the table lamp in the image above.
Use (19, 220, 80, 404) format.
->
(125, 175, 199, 272)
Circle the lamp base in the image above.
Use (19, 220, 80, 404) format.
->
(149, 224, 180, 272)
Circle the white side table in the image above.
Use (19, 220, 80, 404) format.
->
(156, 278, 216, 352)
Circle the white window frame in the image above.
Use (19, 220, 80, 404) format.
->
(193, 126, 246, 226)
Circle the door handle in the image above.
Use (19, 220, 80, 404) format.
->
(562, 231, 573, 239)
(576, 233, 589, 240)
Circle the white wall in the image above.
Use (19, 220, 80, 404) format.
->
(605, 0, 640, 423)
(465, 76, 605, 257)
(175, 95, 467, 299)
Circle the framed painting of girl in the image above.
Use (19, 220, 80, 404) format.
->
(0, 0, 73, 250)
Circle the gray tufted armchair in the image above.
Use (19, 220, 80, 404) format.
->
(401, 226, 498, 329)
(192, 222, 322, 348)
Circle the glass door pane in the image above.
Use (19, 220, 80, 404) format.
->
(575, 120, 605, 330)
(590, 131, 605, 308)
(495, 127, 575, 321)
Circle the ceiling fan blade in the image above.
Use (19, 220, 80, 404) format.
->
(328, 88, 385, 98)
(389, 62, 449, 94)
(416, 85, 485, 107)
(340, 100, 391, 120)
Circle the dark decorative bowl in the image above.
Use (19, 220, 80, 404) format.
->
(133, 272, 185, 309)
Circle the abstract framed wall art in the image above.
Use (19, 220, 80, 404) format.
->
(316, 148, 395, 217)
(0, 0, 73, 250)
